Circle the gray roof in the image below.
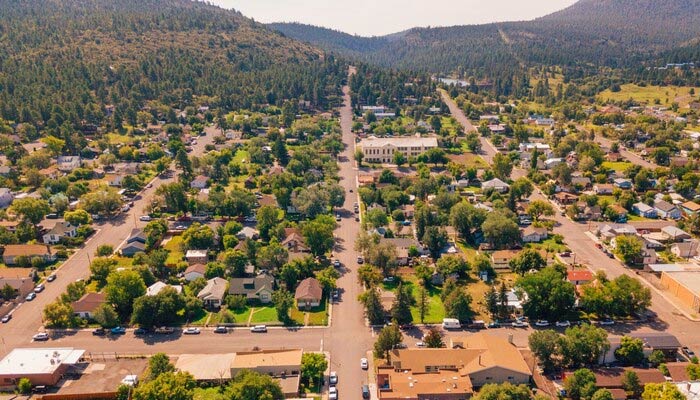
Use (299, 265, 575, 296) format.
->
(630, 332, 681, 350)
(654, 199, 677, 212)
(229, 274, 275, 298)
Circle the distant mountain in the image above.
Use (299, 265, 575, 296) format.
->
(270, 0, 700, 73)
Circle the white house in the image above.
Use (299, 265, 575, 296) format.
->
(481, 178, 510, 193)
(633, 202, 657, 218)
(197, 277, 228, 308)
(146, 281, 183, 296)
(358, 136, 438, 164)
(521, 226, 548, 243)
(56, 156, 81, 172)
(42, 221, 77, 244)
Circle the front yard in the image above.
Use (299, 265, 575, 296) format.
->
(290, 298, 328, 326)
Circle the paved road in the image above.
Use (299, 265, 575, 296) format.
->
(440, 91, 700, 351)
(594, 134, 659, 169)
(438, 89, 496, 164)
(0, 127, 217, 355)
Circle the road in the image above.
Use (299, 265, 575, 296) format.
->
(0, 127, 218, 355)
(440, 90, 700, 351)
(594, 134, 659, 169)
(438, 89, 496, 164)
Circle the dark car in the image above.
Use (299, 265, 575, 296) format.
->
(683, 346, 696, 358)
(110, 326, 126, 335)
(362, 384, 370, 399)
(134, 328, 148, 335)
(92, 328, 106, 336)
(155, 326, 174, 334)
(214, 326, 228, 334)
(399, 323, 415, 331)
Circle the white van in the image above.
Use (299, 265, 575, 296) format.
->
(442, 318, 461, 330)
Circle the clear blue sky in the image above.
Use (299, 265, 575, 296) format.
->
(212, 0, 578, 36)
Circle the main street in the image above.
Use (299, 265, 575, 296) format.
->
(439, 90, 700, 350)
(0, 127, 217, 355)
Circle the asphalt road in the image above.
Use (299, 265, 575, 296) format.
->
(0, 127, 217, 355)
(594, 134, 659, 169)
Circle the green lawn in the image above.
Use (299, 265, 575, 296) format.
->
(456, 240, 478, 263)
(187, 309, 210, 326)
(602, 161, 632, 172)
(163, 235, 184, 266)
(597, 84, 696, 107)
(232, 149, 250, 165)
(527, 236, 568, 254)
(105, 133, 134, 145)
(194, 388, 228, 400)
(290, 299, 329, 326)
(250, 306, 280, 324)
(231, 307, 251, 324)
(409, 283, 445, 324)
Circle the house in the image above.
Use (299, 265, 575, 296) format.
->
(0, 348, 86, 389)
(491, 250, 521, 269)
(358, 136, 438, 164)
(0, 268, 36, 298)
(682, 201, 700, 216)
(597, 223, 637, 240)
(481, 178, 510, 193)
(120, 241, 146, 257)
(41, 221, 77, 244)
(0, 220, 20, 233)
(229, 274, 275, 304)
(613, 178, 632, 189)
(571, 176, 592, 189)
(554, 192, 578, 205)
(577, 202, 602, 221)
(567, 270, 593, 286)
(607, 204, 628, 220)
(661, 226, 692, 242)
(521, 226, 548, 243)
(56, 156, 81, 172)
(71, 292, 106, 319)
(106, 174, 125, 187)
(654, 200, 681, 220)
(633, 202, 657, 218)
(544, 158, 563, 169)
(190, 175, 209, 190)
(2, 244, 55, 265)
(236, 227, 259, 241)
(593, 184, 614, 195)
(197, 277, 228, 308)
(186, 250, 208, 265)
(184, 264, 206, 282)
(295, 277, 323, 309)
(146, 281, 182, 296)
(670, 241, 699, 259)
(280, 228, 309, 253)
(380, 238, 423, 266)
(377, 333, 532, 399)
(0, 188, 13, 209)
(594, 368, 665, 390)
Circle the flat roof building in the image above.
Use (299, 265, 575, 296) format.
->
(660, 271, 700, 312)
(358, 136, 438, 165)
(0, 348, 85, 388)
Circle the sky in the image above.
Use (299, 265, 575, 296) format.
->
(211, 0, 579, 36)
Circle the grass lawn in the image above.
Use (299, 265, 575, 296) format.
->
(250, 306, 280, 324)
(289, 299, 328, 326)
(597, 84, 696, 107)
(456, 240, 479, 263)
(451, 149, 489, 169)
(232, 149, 250, 165)
(112, 256, 134, 268)
(626, 214, 654, 222)
(409, 283, 445, 324)
(187, 309, 210, 326)
(602, 161, 632, 172)
(194, 388, 228, 400)
(105, 133, 133, 145)
(163, 235, 184, 266)
(527, 237, 568, 254)
(231, 307, 252, 324)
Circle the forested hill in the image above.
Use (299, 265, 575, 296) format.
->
(0, 0, 345, 132)
(270, 0, 700, 73)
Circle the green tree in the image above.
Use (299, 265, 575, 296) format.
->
(422, 226, 448, 259)
(354, 149, 364, 166)
(301, 353, 328, 389)
(302, 215, 336, 257)
(560, 324, 610, 368)
(257, 240, 289, 271)
(64, 209, 92, 226)
(182, 223, 214, 250)
(11, 197, 50, 226)
(374, 323, 403, 359)
(423, 327, 444, 348)
(564, 368, 597, 400)
(517, 266, 576, 320)
(272, 288, 294, 324)
(526, 200, 555, 221)
(133, 371, 195, 400)
(393, 151, 406, 166)
(614, 235, 642, 265)
(95, 244, 114, 257)
(357, 265, 383, 288)
(43, 301, 75, 328)
(615, 336, 645, 366)
(90, 257, 117, 286)
(93, 303, 119, 328)
(592, 389, 614, 400)
(417, 285, 429, 323)
(17, 378, 32, 394)
(529, 329, 562, 371)
(492, 153, 513, 180)
(449, 201, 487, 242)
(226, 369, 284, 400)
(642, 383, 685, 400)
(391, 283, 415, 325)
(622, 370, 643, 398)
(256, 205, 279, 241)
(443, 289, 473, 323)
(482, 211, 520, 249)
(148, 353, 175, 380)
(649, 350, 666, 366)
(105, 270, 147, 318)
(60, 280, 86, 303)
(218, 249, 248, 278)
(359, 288, 385, 325)
(509, 248, 546, 276)
(316, 266, 340, 292)
(476, 383, 531, 400)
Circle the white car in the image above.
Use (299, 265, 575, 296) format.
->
(34, 284, 45, 293)
(121, 375, 139, 386)
(32, 332, 49, 341)
(25, 292, 36, 301)
(360, 357, 368, 369)
(415, 341, 426, 348)
(534, 320, 550, 327)
(183, 327, 200, 335)
(556, 320, 571, 327)
(598, 319, 615, 326)
(250, 325, 267, 333)
(329, 386, 338, 400)
(329, 371, 338, 385)
(512, 321, 528, 328)
(139, 215, 152, 222)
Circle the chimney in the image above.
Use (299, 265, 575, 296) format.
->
(478, 355, 482, 366)
(508, 333, 514, 345)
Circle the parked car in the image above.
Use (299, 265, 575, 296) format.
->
(555, 321, 571, 327)
(93, 328, 107, 336)
(362, 384, 370, 399)
(329, 386, 338, 400)
(534, 320, 550, 327)
(134, 328, 148, 335)
(213, 326, 228, 334)
(329, 371, 338, 385)
(360, 357, 368, 369)
(559, 251, 571, 257)
(111, 326, 126, 335)
(1, 314, 11, 323)
(333, 259, 341, 268)
(683, 346, 696, 358)
(46, 274, 57, 282)
(357, 256, 364, 264)
(155, 327, 174, 334)
(250, 325, 267, 333)
(487, 321, 500, 329)
(139, 215, 152, 221)
(415, 341, 426, 348)
(25, 292, 36, 301)
(33, 332, 49, 341)
(331, 290, 339, 301)
(34, 284, 45, 293)
(183, 327, 200, 335)
(512, 321, 528, 328)
(121, 375, 138, 386)
(399, 323, 415, 331)
(598, 318, 615, 326)
(335, 214, 341, 222)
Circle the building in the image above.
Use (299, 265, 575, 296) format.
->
(654, 200, 681, 220)
(491, 250, 520, 270)
(567, 270, 594, 286)
(521, 226, 548, 243)
(56, 156, 81, 172)
(190, 175, 209, 189)
(0, 348, 85, 388)
(0, 268, 36, 298)
(633, 202, 657, 218)
(613, 178, 632, 189)
(280, 228, 309, 253)
(377, 333, 532, 399)
(2, 244, 55, 265)
(660, 271, 700, 313)
(380, 238, 423, 265)
(42, 221, 77, 244)
(594, 368, 665, 390)
(0, 188, 13, 209)
(671, 241, 699, 259)
(184, 263, 206, 282)
(358, 136, 438, 164)
(295, 277, 323, 309)
(186, 249, 208, 265)
(661, 226, 692, 242)
(120, 240, 146, 257)
(229, 274, 275, 304)
(146, 281, 182, 296)
(71, 292, 106, 319)
(481, 178, 509, 193)
(593, 184, 614, 195)
(197, 277, 228, 308)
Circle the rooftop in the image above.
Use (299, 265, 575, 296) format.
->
(231, 349, 303, 370)
(0, 348, 85, 375)
(662, 271, 700, 296)
(175, 353, 235, 380)
(358, 136, 438, 149)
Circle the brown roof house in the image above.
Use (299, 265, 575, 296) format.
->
(71, 292, 106, 319)
(197, 277, 228, 309)
(521, 226, 548, 243)
(184, 263, 206, 282)
(295, 277, 323, 309)
(0, 268, 36, 298)
(229, 274, 275, 304)
(280, 228, 309, 253)
(2, 244, 55, 266)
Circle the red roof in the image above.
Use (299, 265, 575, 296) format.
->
(567, 270, 593, 282)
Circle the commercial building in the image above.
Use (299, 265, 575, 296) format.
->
(0, 348, 85, 388)
(660, 271, 700, 312)
(358, 136, 438, 164)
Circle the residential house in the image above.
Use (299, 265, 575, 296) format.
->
(594, 368, 665, 391)
(593, 184, 614, 195)
(521, 226, 548, 243)
(571, 176, 592, 189)
(597, 224, 638, 240)
(184, 264, 206, 282)
(633, 202, 657, 218)
(280, 228, 309, 253)
(661, 226, 692, 242)
(56, 156, 81, 172)
(0, 220, 20, 233)
(197, 277, 228, 308)
(608, 204, 628, 221)
(567, 270, 594, 286)
(544, 158, 563, 169)
(295, 277, 323, 309)
(186, 250, 208, 265)
(41, 221, 77, 244)
(554, 192, 578, 206)
(146, 281, 182, 296)
(654, 200, 681, 220)
(399, 204, 415, 219)
(577, 202, 602, 221)
(358, 136, 438, 164)
(106, 174, 125, 187)
(481, 178, 509, 193)
(190, 175, 209, 190)
(670, 241, 699, 259)
(236, 227, 259, 241)
(380, 238, 423, 266)
(0, 188, 13, 209)
(229, 274, 275, 304)
(0, 268, 36, 298)
(120, 241, 146, 257)
(71, 292, 106, 319)
(613, 178, 632, 189)
(491, 250, 521, 270)
(681, 201, 700, 216)
(2, 244, 55, 265)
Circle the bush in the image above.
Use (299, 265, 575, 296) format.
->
(17, 378, 31, 394)
(226, 295, 248, 312)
